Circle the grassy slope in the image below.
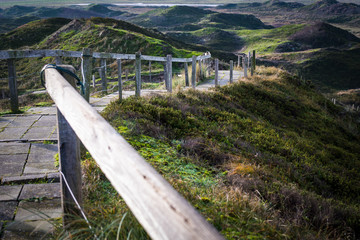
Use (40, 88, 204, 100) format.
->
(73, 67, 360, 239)
(0, 18, 71, 50)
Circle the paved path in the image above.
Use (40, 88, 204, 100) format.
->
(0, 71, 238, 239)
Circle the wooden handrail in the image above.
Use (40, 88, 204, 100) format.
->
(44, 67, 224, 240)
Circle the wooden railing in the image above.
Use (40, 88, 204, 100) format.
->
(44, 65, 224, 240)
(0, 49, 212, 112)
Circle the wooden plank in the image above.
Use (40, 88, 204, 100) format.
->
(215, 59, 219, 86)
(44, 67, 225, 240)
(191, 55, 196, 89)
(230, 60, 233, 84)
(197, 55, 211, 61)
(172, 58, 192, 63)
(81, 48, 92, 102)
(92, 52, 135, 60)
(135, 52, 141, 97)
(117, 59, 122, 101)
(166, 55, 172, 93)
(7, 59, 18, 112)
(54, 65, 82, 227)
(100, 59, 107, 94)
(184, 62, 189, 87)
(142, 55, 166, 62)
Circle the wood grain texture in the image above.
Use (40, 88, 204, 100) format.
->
(184, 62, 189, 87)
(166, 55, 172, 93)
(191, 55, 196, 89)
(81, 48, 92, 102)
(117, 59, 122, 101)
(230, 60, 233, 84)
(7, 59, 18, 112)
(44, 67, 224, 240)
(135, 52, 141, 97)
(55, 65, 82, 226)
(215, 59, 219, 86)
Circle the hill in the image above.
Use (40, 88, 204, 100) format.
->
(0, 18, 71, 50)
(82, 66, 360, 239)
(130, 6, 271, 31)
(302, 0, 360, 15)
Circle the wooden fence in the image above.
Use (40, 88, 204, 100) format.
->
(0, 49, 212, 112)
(44, 65, 225, 240)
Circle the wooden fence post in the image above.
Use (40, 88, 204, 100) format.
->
(243, 56, 248, 78)
(252, 50, 256, 73)
(230, 60, 233, 84)
(215, 58, 219, 86)
(199, 59, 203, 79)
(81, 48, 92, 102)
(184, 62, 189, 87)
(191, 55, 196, 89)
(163, 63, 168, 90)
(92, 75, 95, 87)
(149, 61, 152, 82)
(55, 65, 82, 227)
(166, 54, 172, 92)
(117, 59, 122, 101)
(7, 59, 18, 113)
(100, 59, 107, 94)
(237, 55, 240, 67)
(104, 59, 107, 78)
(248, 51, 251, 69)
(135, 52, 141, 97)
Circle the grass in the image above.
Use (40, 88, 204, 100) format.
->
(0, 92, 53, 114)
(235, 24, 307, 54)
(60, 66, 360, 239)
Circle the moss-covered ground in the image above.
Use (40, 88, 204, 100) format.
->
(64, 67, 360, 239)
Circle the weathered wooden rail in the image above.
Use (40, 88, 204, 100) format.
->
(44, 65, 225, 240)
(0, 49, 212, 112)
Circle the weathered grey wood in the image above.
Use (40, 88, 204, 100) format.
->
(135, 52, 141, 97)
(149, 61, 152, 82)
(92, 75, 95, 87)
(44, 67, 225, 240)
(248, 51, 251, 68)
(243, 56, 248, 78)
(100, 59, 107, 94)
(104, 59, 107, 78)
(163, 63, 168, 90)
(81, 48, 92, 102)
(54, 65, 81, 227)
(55, 56, 62, 65)
(7, 59, 18, 112)
(237, 55, 240, 67)
(166, 55, 172, 92)
(252, 50, 256, 73)
(215, 59, 219, 86)
(199, 59, 203, 79)
(230, 60, 233, 84)
(184, 62, 189, 87)
(93, 52, 135, 60)
(117, 59, 122, 101)
(191, 55, 196, 89)
(142, 55, 166, 62)
(125, 69, 128, 82)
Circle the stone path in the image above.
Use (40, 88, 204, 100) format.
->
(0, 71, 238, 239)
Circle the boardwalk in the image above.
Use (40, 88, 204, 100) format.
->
(0, 70, 240, 239)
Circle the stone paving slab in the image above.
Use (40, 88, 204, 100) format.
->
(0, 117, 16, 129)
(26, 107, 56, 115)
(2, 174, 47, 185)
(32, 115, 56, 127)
(19, 183, 60, 200)
(13, 199, 62, 222)
(0, 185, 23, 201)
(27, 144, 57, 163)
(0, 201, 18, 221)
(0, 143, 30, 155)
(23, 162, 57, 175)
(6, 115, 40, 128)
(0, 154, 27, 178)
(0, 127, 29, 140)
(22, 126, 56, 140)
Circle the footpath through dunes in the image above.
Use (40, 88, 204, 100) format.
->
(0, 69, 240, 239)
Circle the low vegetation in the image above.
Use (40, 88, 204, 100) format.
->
(63, 67, 360, 239)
